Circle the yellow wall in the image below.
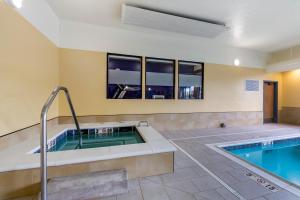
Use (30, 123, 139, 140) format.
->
(0, 2, 59, 136)
(282, 70, 300, 108)
(59, 48, 282, 116)
(268, 46, 300, 109)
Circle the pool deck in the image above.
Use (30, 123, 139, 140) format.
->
(10, 124, 300, 200)
(105, 124, 300, 200)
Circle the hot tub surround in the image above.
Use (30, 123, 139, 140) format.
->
(0, 121, 176, 200)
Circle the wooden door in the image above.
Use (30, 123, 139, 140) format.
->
(263, 82, 275, 123)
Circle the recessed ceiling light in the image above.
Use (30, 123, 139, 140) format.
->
(234, 59, 240, 66)
(6, 0, 23, 9)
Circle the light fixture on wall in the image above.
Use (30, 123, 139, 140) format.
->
(5, 0, 23, 9)
(234, 58, 240, 66)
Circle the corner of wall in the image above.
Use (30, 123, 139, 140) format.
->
(15, 0, 60, 46)
(0, 2, 60, 136)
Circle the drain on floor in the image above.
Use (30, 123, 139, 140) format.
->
(245, 172, 280, 192)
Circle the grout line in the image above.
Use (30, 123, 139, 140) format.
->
(138, 179, 145, 200)
(169, 140, 247, 200)
(170, 127, 299, 141)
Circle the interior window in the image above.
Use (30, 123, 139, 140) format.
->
(107, 53, 142, 99)
(145, 57, 175, 99)
(178, 61, 204, 99)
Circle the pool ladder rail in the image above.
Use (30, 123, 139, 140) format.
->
(40, 86, 82, 200)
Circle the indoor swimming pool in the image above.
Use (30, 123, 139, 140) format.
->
(223, 136, 300, 187)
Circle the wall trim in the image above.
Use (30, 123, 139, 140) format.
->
(0, 111, 263, 138)
(0, 117, 58, 138)
(59, 111, 263, 118)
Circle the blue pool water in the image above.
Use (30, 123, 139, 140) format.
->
(34, 126, 144, 153)
(223, 137, 300, 186)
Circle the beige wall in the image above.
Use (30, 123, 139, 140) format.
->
(268, 46, 300, 108)
(282, 70, 300, 108)
(0, 3, 59, 136)
(268, 46, 300, 124)
(59, 48, 282, 116)
(279, 70, 300, 125)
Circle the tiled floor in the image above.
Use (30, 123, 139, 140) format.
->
(16, 124, 300, 200)
(109, 124, 300, 200)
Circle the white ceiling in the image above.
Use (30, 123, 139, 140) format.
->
(45, 0, 300, 52)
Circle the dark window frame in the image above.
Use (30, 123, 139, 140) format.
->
(145, 57, 176, 100)
(178, 60, 205, 100)
(107, 53, 143, 99)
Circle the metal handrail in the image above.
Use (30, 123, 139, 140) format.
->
(40, 86, 82, 200)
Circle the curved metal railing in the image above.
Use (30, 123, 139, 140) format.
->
(40, 86, 82, 200)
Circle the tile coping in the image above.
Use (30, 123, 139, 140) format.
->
(170, 140, 247, 200)
(0, 121, 176, 173)
(206, 133, 300, 198)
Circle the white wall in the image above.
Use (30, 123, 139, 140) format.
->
(59, 20, 268, 68)
(9, 0, 269, 68)
(266, 58, 300, 72)
(13, 0, 60, 45)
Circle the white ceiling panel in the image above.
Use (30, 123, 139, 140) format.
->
(121, 5, 229, 38)
(45, 0, 300, 52)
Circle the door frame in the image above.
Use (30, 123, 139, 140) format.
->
(263, 80, 278, 123)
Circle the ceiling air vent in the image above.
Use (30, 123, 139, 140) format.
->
(121, 4, 229, 38)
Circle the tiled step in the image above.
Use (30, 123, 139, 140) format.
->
(40, 169, 128, 200)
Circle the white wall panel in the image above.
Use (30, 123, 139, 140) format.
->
(9, 1, 268, 68)
(15, 0, 60, 45)
(59, 20, 268, 68)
